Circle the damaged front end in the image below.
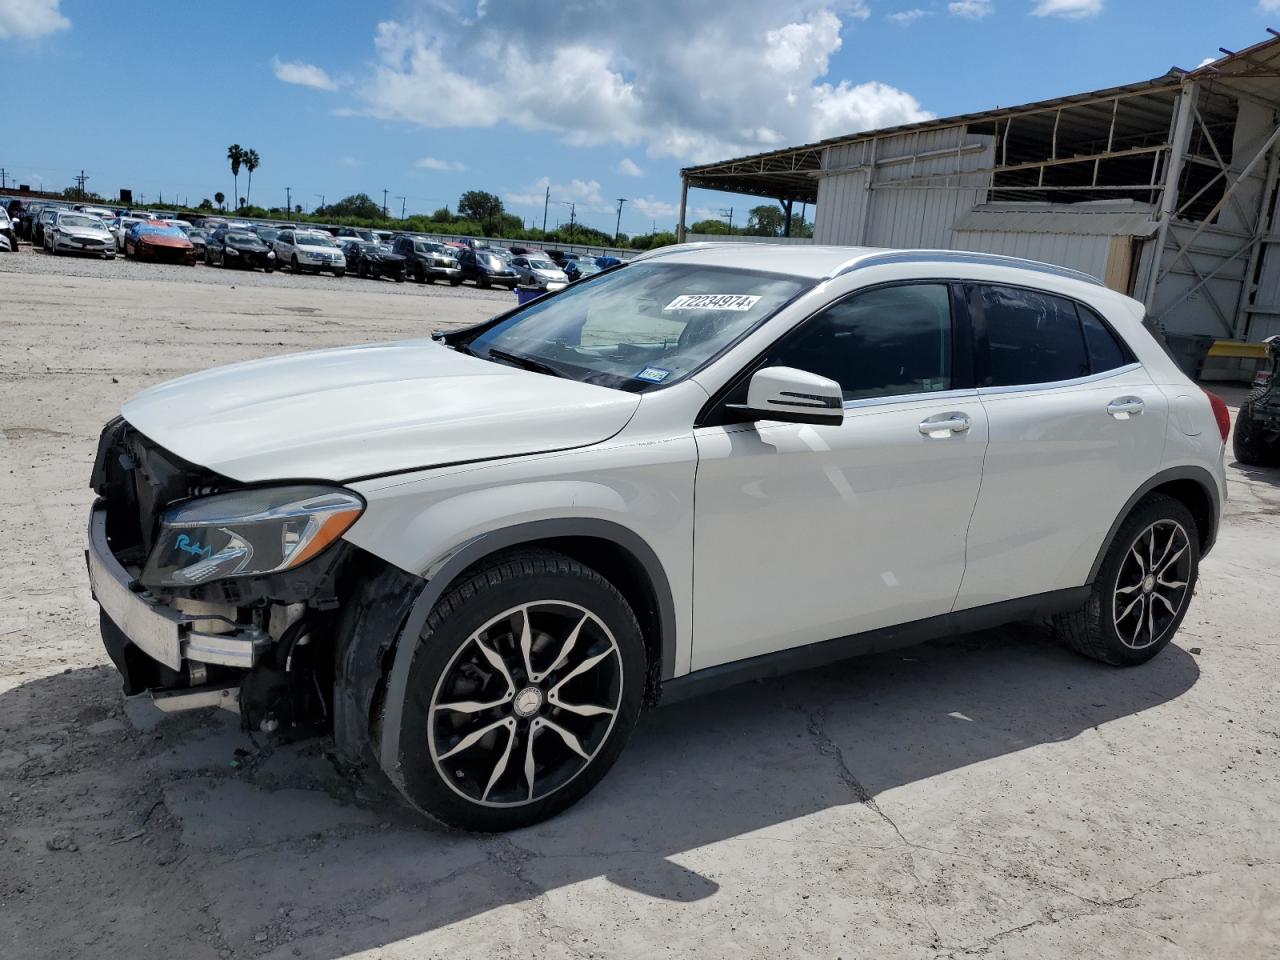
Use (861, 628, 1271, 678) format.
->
(86, 417, 375, 738)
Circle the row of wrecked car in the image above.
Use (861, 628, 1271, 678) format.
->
(1, 198, 626, 289)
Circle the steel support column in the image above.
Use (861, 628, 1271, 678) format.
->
(676, 176, 689, 243)
(1145, 80, 1199, 310)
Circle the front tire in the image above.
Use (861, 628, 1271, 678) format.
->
(391, 550, 645, 831)
(1052, 494, 1199, 666)
(1233, 398, 1280, 466)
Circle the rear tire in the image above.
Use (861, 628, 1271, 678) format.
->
(1052, 494, 1199, 666)
(1233, 399, 1280, 466)
(390, 549, 645, 831)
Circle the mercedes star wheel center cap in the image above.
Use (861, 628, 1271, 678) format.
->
(513, 685, 544, 718)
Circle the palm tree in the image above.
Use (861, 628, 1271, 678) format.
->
(243, 149, 260, 208)
(226, 144, 244, 211)
(214, 191, 225, 211)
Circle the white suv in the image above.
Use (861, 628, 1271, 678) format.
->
(86, 244, 1228, 830)
(272, 228, 346, 276)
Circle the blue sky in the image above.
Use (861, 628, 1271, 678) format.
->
(3, 0, 1279, 235)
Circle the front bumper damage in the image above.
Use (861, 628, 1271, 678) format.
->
(88, 501, 269, 711)
(86, 420, 350, 734)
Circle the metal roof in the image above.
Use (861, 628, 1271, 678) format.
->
(681, 35, 1280, 204)
(953, 200, 1159, 237)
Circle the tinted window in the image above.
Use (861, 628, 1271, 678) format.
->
(760, 284, 953, 401)
(1078, 305, 1130, 373)
(975, 285, 1090, 387)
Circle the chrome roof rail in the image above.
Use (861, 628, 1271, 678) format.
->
(832, 249, 1105, 286)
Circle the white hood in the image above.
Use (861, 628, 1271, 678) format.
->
(122, 339, 641, 483)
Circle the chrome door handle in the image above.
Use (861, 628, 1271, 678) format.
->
(1107, 396, 1144, 419)
(919, 412, 971, 438)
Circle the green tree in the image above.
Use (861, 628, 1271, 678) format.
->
(429, 206, 454, 223)
(226, 144, 244, 211)
(318, 193, 384, 219)
(457, 190, 503, 230)
(746, 204, 786, 236)
(689, 218, 730, 235)
(243, 148, 261, 208)
(198, 198, 213, 211)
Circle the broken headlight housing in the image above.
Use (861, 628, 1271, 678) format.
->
(140, 485, 364, 587)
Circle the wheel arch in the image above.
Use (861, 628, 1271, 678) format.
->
(1087, 465, 1221, 583)
(373, 518, 677, 784)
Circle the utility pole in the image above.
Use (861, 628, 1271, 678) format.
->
(719, 206, 734, 234)
(542, 185, 550, 234)
(315, 194, 325, 213)
(396, 195, 406, 219)
(382, 189, 389, 218)
(614, 198, 627, 244)
(559, 201, 575, 237)
(74, 169, 90, 200)
(0, 168, 7, 190)
(285, 186, 292, 214)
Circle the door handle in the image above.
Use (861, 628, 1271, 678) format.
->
(919, 412, 971, 438)
(1107, 396, 1144, 420)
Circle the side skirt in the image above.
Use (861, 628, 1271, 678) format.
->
(658, 586, 1090, 706)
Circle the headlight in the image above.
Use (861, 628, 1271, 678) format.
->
(140, 485, 364, 587)
(226, 247, 239, 256)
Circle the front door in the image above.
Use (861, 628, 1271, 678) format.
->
(691, 282, 988, 670)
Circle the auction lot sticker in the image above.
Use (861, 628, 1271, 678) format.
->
(664, 294, 761, 311)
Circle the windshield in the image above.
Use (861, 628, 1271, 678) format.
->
(575, 262, 602, 275)
(60, 215, 102, 230)
(297, 233, 336, 247)
(530, 259, 559, 271)
(467, 263, 810, 392)
(227, 232, 258, 243)
(137, 225, 185, 237)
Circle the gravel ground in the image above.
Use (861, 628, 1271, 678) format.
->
(1, 255, 1278, 959)
(0, 240, 516, 304)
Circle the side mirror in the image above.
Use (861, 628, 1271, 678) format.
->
(742, 366, 844, 425)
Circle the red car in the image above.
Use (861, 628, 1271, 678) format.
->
(124, 223, 195, 265)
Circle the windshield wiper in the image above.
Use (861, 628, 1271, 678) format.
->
(485, 347, 563, 378)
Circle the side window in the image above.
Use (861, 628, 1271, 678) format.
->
(1077, 304, 1131, 373)
(974, 285, 1090, 387)
(760, 283, 953, 402)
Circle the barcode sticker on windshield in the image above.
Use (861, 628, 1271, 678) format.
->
(664, 294, 761, 311)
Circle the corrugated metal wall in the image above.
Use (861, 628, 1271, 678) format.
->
(950, 231, 1115, 280)
(814, 126, 994, 248)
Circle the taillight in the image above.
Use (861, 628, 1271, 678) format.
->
(1202, 388, 1231, 443)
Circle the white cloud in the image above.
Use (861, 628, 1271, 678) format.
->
(506, 176, 609, 213)
(340, 1, 930, 164)
(617, 158, 644, 177)
(339, 155, 361, 167)
(948, 0, 993, 17)
(1031, 0, 1102, 18)
(1197, 55, 1217, 68)
(631, 197, 679, 219)
(272, 56, 340, 90)
(1262, 0, 1280, 12)
(0, 0, 69, 39)
(415, 156, 465, 171)
(887, 9, 929, 25)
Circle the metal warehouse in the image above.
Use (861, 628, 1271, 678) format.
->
(678, 33, 1280, 347)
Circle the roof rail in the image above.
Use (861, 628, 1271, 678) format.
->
(835, 250, 1104, 286)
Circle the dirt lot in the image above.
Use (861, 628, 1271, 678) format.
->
(1, 248, 1278, 959)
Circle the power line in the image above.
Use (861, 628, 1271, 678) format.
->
(542, 185, 550, 234)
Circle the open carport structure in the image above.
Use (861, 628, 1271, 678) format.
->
(679, 32, 1280, 345)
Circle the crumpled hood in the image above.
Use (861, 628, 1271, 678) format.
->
(121, 338, 641, 483)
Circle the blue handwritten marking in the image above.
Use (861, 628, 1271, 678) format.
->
(175, 534, 213, 560)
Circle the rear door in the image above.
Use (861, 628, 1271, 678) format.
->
(954, 283, 1168, 609)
